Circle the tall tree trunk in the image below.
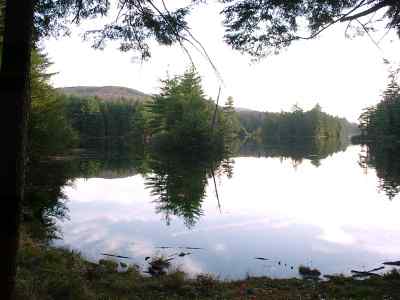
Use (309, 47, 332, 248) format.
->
(0, 0, 35, 299)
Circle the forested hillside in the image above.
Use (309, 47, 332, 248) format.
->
(56, 88, 357, 147)
(57, 86, 151, 102)
(233, 104, 358, 143)
(60, 95, 145, 143)
(55, 71, 240, 157)
(235, 107, 265, 137)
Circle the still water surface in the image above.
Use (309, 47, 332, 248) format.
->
(56, 145, 400, 279)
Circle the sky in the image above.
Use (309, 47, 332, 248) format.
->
(43, 1, 400, 122)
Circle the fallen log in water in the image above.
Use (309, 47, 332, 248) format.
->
(351, 270, 381, 278)
(383, 261, 400, 266)
(368, 266, 385, 272)
(101, 253, 132, 259)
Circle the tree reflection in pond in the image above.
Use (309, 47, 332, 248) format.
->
(26, 134, 352, 235)
(239, 137, 348, 168)
(144, 147, 233, 228)
(359, 142, 400, 200)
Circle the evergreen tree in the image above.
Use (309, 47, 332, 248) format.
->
(358, 69, 400, 141)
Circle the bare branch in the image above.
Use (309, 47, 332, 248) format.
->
(344, 19, 354, 38)
(72, 0, 83, 24)
(296, 0, 369, 40)
(265, 0, 370, 48)
(211, 86, 221, 131)
(145, 0, 195, 65)
(356, 18, 383, 51)
(341, 0, 392, 22)
(115, 0, 127, 23)
(159, 0, 224, 84)
(211, 167, 221, 213)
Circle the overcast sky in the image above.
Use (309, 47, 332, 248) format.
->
(43, 1, 400, 122)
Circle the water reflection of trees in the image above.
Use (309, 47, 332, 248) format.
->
(27, 135, 347, 233)
(144, 147, 233, 228)
(24, 160, 72, 241)
(239, 137, 348, 168)
(359, 143, 400, 200)
(23, 142, 144, 240)
(143, 136, 345, 227)
(26, 141, 234, 232)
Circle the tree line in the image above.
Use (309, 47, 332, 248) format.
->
(27, 50, 356, 167)
(237, 104, 358, 144)
(356, 70, 400, 142)
(61, 95, 144, 146)
(353, 69, 400, 201)
(359, 142, 400, 201)
(58, 70, 240, 159)
(262, 104, 342, 142)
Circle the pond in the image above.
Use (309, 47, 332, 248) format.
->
(54, 143, 400, 279)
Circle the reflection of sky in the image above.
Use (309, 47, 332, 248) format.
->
(56, 145, 400, 278)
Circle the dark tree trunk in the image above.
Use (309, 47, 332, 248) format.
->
(0, 0, 35, 299)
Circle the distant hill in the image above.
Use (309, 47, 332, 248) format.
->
(235, 107, 259, 113)
(57, 86, 151, 102)
(235, 107, 265, 117)
(234, 107, 359, 138)
(235, 107, 266, 133)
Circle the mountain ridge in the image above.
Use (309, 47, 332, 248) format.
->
(56, 86, 150, 102)
(56, 85, 257, 112)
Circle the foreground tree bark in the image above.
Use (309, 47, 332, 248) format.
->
(0, 0, 35, 299)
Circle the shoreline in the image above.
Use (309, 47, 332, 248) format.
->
(17, 235, 400, 299)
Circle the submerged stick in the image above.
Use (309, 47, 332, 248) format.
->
(383, 261, 400, 266)
(180, 247, 204, 250)
(211, 168, 221, 212)
(101, 253, 132, 259)
(368, 266, 385, 272)
(351, 270, 381, 277)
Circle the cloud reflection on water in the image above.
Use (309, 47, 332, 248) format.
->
(58, 146, 400, 278)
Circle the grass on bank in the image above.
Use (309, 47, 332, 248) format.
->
(16, 235, 400, 300)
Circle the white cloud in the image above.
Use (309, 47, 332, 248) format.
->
(214, 243, 227, 253)
(127, 240, 154, 257)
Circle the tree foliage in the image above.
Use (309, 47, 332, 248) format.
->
(237, 104, 357, 143)
(64, 96, 140, 139)
(262, 104, 343, 142)
(146, 69, 237, 158)
(357, 69, 400, 140)
(221, 0, 400, 57)
(359, 142, 400, 200)
(22, 49, 77, 241)
(33, 0, 197, 60)
(29, 50, 78, 160)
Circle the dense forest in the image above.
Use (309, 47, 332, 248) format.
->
(359, 143, 400, 200)
(353, 69, 400, 200)
(24, 49, 77, 241)
(236, 104, 358, 145)
(58, 72, 239, 157)
(356, 70, 400, 142)
(62, 95, 144, 144)
(262, 104, 350, 142)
